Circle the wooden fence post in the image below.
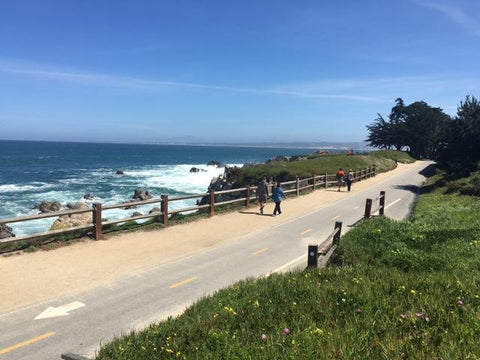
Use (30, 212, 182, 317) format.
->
(373, 164, 377, 176)
(368, 166, 372, 178)
(324, 172, 328, 188)
(364, 198, 372, 219)
(209, 190, 215, 217)
(333, 221, 343, 245)
(161, 195, 169, 226)
(307, 245, 319, 268)
(312, 175, 316, 190)
(296, 177, 300, 196)
(245, 186, 250, 207)
(379, 191, 385, 216)
(92, 203, 102, 240)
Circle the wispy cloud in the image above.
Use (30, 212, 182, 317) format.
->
(0, 60, 384, 103)
(413, 0, 480, 37)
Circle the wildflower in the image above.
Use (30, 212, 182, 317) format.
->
(410, 289, 417, 295)
(283, 327, 291, 335)
(223, 306, 237, 315)
(314, 328, 324, 335)
(356, 308, 363, 313)
(416, 312, 423, 319)
(253, 300, 260, 308)
(400, 314, 407, 319)
(425, 316, 430, 322)
(458, 300, 464, 306)
(341, 298, 346, 302)
(261, 334, 268, 341)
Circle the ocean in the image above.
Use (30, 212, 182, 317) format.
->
(0, 140, 322, 236)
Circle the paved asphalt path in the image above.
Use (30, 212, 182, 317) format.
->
(0, 161, 433, 360)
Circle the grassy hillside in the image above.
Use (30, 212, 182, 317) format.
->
(226, 150, 414, 185)
(95, 168, 480, 360)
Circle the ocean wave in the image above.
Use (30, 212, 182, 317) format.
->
(0, 163, 242, 235)
(0, 183, 54, 193)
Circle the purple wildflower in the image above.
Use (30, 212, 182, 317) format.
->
(261, 334, 268, 341)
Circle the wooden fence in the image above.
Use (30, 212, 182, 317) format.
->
(307, 190, 386, 268)
(0, 165, 377, 247)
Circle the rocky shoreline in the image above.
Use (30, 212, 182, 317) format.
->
(1, 153, 316, 239)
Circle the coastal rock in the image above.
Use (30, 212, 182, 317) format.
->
(116, 170, 125, 175)
(190, 167, 200, 173)
(50, 202, 91, 230)
(132, 188, 154, 201)
(266, 155, 290, 163)
(66, 201, 89, 210)
(207, 160, 226, 168)
(289, 155, 308, 161)
(242, 161, 261, 168)
(131, 211, 143, 217)
(38, 200, 62, 213)
(0, 224, 15, 239)
(149, 207, 160, 214)
(198, 171, 240, 206)
(83, 193, 95, 200)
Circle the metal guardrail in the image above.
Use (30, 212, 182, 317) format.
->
(0, 166, 377, 248)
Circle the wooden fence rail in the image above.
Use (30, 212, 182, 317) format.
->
(307, 221, 342, 268)
(0, 165, 377, 248)
(307, 190, 386, 268)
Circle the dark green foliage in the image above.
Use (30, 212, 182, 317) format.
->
(366, 98, 450, 159)
(439, 96, 480, 170)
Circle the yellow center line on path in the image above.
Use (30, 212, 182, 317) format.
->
(252, 247, 268, 256)
(300, 229, 312, 235)
(169, 276, 198, 289)
(0, 332, 55, 356)
(332, 215, 340, 220)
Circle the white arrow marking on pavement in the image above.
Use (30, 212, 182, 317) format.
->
(34, 301, 85, 320)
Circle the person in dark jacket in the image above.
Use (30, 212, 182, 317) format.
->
(257, 177, 269, 214)
(346, 169, 355, 192)
(272, 182, 285, 216)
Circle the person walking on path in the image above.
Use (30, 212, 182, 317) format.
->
(336, 168, 345, 192)
(257, 177, 269, 214)
(272, 182, 285, 216)
(346, 169, 355, 192)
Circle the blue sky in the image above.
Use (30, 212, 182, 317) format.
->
(1, 0, 479, 144)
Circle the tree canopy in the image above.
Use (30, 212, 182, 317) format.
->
(366, 96, 480, 170)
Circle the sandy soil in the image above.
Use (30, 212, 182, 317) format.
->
(0, 163, 416, 314)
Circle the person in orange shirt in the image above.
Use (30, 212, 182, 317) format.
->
(336, 168, 345, 191)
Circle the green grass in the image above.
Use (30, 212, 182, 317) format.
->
(95, 170, 480, 359)
(226, 151, 414, 185)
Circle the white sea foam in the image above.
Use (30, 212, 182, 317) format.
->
(126, 164, 239, 194)
(1, 163, 242, 235)
(0, 183, 54, 193)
